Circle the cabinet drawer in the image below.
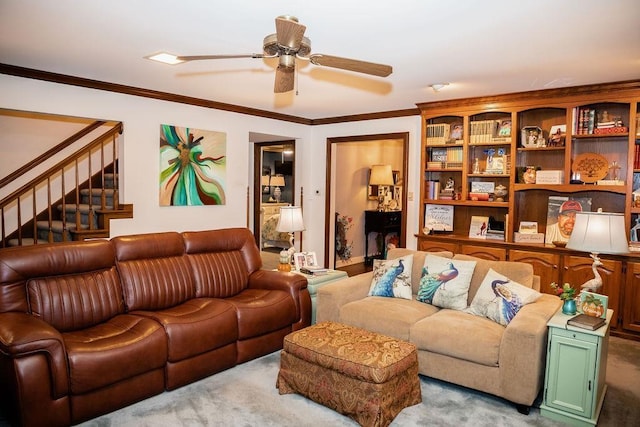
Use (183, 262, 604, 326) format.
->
(551, 326, 600, 344)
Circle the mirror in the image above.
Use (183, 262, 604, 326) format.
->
(253, 141, 296, 257)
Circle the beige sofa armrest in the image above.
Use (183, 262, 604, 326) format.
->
(498, 294, 562, 405)
(316, 272, 373, 323)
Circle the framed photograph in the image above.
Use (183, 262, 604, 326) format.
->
(293, 251, 318, 270)
(578, 291, 608, 319)
(518, 221, 538, 234)
(469, 215, 489, 239)
(497, 120, 512, 137)
(449, 122, 463, 141)
(548, 124, 566, 147)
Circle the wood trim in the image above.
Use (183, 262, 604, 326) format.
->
(325, 132, 409, 267)
(0, 63, 420, 125)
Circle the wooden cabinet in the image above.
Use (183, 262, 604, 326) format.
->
(541, 309, 612, 426)
(562, 256, 622, 328)
(417, 80, 640, 339)
(364, 210, 402, 265)
(509, 250, 560, 294)
(623, 262, 640, 334)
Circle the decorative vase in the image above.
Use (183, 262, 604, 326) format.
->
(562, 298, 577, 315)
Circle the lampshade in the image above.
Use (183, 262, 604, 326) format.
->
(270, 175, 285, 187)
(261, 175, 270, 186)
(369, 164, 394, 186)
(276, 206, 305, 233)
(566, 210, 628, 254)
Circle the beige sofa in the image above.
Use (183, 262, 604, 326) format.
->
(316, 248, 562, 412)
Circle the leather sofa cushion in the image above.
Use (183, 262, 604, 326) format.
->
(339, 297, 440, 342)
(132, 298, 238, 362)
(28, 267, 124, 332)
(0, 240, 116, 313)
(410, 309, 503, 367)
(225, 289, 296, 339)
(187, 251, 249, 298)
(64, 314, 167, 394)
(113, 232, 196, 311)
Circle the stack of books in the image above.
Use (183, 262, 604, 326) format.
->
(567, 314, 606, 331)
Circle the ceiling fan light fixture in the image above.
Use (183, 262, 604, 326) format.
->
(145, 52, 184, 65)
(430, 83, 450, 92)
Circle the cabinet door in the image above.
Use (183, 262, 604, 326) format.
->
(545, 332, 597, 418)
(459, 244, 506, 260)
(623, 262, 640, 334)
(417, 238, 458, 253)
(509, 250, 560, 294)
(563, 256, 621, 327)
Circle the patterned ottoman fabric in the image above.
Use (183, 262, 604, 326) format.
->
(277, 321, 421, 427)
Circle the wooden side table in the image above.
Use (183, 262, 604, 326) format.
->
(294, 269, 348, 324)
(540, 308, 613, 426)
(364, 210, 401, 266)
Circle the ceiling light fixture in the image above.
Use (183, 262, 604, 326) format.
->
(145, 52, 184, 65)
(430, 83, 449, 92)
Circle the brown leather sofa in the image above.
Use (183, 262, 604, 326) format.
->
(0, 228, 310, 426)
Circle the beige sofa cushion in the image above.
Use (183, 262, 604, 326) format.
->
(410, 309, 504, 367)
(452, 254, 534, 305)
(339, 297, 440, 342)
(386, 248, 453, 294)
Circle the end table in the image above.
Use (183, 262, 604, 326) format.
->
(540, 308, 613, 426)
(294, 269, 348, 324)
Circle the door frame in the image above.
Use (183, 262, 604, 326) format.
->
(324, 132, 409, 267)
(253, 140, 296, 249)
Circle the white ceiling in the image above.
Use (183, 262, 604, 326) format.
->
(1, 1, 639, 120)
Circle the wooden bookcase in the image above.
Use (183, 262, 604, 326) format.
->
(416, 80, 640, 340)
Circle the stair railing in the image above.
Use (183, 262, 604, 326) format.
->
(0, 122, 123, 247)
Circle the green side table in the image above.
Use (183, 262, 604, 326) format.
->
(540, 308, 613, 426)
(294, 269, 348, 324)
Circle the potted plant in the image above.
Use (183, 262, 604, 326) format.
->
(550, 282, 577, 315)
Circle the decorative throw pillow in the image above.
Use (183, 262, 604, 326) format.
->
(466, 268, 542, 326)
(417, 254, 476, 310)
(368, 255, 414, 300)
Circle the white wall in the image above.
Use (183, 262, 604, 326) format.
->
(0, 75, 422, 264)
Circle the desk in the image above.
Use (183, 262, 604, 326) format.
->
(364, 210, 401, 266)
(294, 269, 348, 324)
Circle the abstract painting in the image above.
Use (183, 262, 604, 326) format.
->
(159, 124, 226, 206)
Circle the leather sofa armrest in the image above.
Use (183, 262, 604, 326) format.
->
(248, 269, 310, 325)
(316, 272, 373, 323)
(498, 294, 562, 404)
(0, 312, 69, 398)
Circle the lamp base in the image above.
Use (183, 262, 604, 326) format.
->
(580, 252, 604, 292)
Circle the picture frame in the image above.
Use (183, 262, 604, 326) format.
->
(497, 119, 512, 137)
(293, 251, 318, 271)
(548, 124, 566, 147)
(449, 122, 464, 141)
(578, 291, 608, 319)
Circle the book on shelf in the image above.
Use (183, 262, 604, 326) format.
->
(567, 313, 606, 331)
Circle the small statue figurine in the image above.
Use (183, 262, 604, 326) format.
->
(473, 158, 481, 174)
(445, 177, 455, 191)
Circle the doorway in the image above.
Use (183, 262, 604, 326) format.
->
(253, 140, 296, 255)
(325, 133, 409, 269)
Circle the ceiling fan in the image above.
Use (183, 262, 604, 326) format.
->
(174, 15, 393, 93)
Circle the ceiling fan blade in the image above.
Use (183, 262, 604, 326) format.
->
(275, 16, 306, 50)
(177, 54, 265, 61)
(309, 54, 392, 77)
(274, 66, 295, 93)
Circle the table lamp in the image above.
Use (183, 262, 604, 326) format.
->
(276, 205, 305, 271)
(270, 175, 285, 203)
(369, 164, 394, 211)
(565, 209, 628, 292)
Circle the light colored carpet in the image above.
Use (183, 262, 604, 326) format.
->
(76, 336, 638, 427)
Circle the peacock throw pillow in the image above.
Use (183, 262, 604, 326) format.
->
(368, 254, 414, 299)
(417, 254, 476, 310)
(466, 268, 542, 326)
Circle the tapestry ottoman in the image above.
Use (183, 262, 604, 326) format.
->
(276, 321, 421, 427)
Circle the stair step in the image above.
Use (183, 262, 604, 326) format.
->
(36, 220, 88, 233)
(58, 203, 115, 213)
(80, 188, 116, 196)
(6, 238, 50, 246)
